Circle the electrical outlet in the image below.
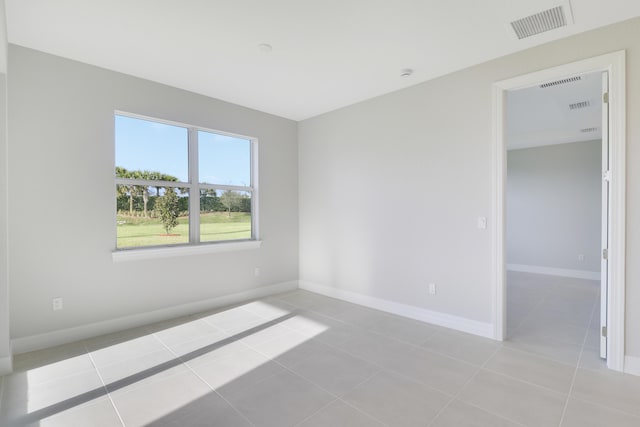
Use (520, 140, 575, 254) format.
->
(52, 297, 63, 311)
(254, 267, 261, 277)
(428, 283, 437, 295)
(477, 217, 487, 229)
(578, 254, 585, 262)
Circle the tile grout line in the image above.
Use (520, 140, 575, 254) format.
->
(556, 290, 600, 427)
(274, 294, 500, 373)
(291, 368, 389, 426)
(425, 345, 527, 427)
(82, 341, 127, 427)
(151, 330, 258, 427)
(244, 334, 392, 426)
(275, 293, 576, 399)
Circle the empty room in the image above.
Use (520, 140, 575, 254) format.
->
(1, 1, 640, 426)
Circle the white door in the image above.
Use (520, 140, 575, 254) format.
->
(600, 71, 610, 359)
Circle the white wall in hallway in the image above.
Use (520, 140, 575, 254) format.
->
(506, 140, 602, 276)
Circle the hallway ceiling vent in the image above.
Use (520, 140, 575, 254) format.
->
(510, 5, 570, 40)
(569, 100, 591, 110)
(539, 75, 581, 88)
(581, 127, 598, 133)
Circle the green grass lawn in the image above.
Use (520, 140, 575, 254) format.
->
(117, 212, 251, 248)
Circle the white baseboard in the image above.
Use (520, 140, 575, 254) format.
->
(624, 355, 640, 377)
(507, 264, 600, 281)
(12, 281, 298, 355)
(0, 354, 12, 376)
(299, 281, 494, 339)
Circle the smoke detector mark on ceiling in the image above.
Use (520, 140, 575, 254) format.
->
(510, 5, 571, 39)
(581, 127, 599, 133)
(569, 100, 591, 110)
(540, 75, 581, 88)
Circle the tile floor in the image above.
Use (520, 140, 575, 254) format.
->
(1, 273, 639, 426)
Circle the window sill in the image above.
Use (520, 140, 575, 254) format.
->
(112, 240, 262, 262)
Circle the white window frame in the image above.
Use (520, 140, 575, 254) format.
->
(113, 111, 260, 261)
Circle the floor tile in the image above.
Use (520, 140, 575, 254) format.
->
(571, 368, 640, 417)
(4, 353, 96, 386)
(287, 343, 379, 396)
(332, 305, 391, 329)
(144, 392, 251, 427)
(240, 323, 295, 347)
(367, 314, 441, 345)
(298, 400, 385, 427)
(484, 347, 575, 393)
(12, 342, 88, 373)
(222, 370, 334, 427)
(421, 330, 499, 366)
(457, 370, 566, 427)
(191, 347, 285, 396)
(577, 348, 607, 372)
(200, 307, 267, 335)
(504, 333, 582, 366)
(109, 368, 213, 426)
(152, 319, 221, 348)
(1, 370, 106, 424)
(83, 326, 152, 352)
(385, 345, 479, 394)
(560, 397, 640, 427)
(163, 328, 235, 359)
(95, 348, 178, 386)
(89, 334, 166, 368)
(2, 397, 121, 427)
(514, 320, 588, 347)
(430, 399, 522, 427)
(343, 370, 450, 427)
(239, 300, 296, 321)
(250, 331, 326, 367)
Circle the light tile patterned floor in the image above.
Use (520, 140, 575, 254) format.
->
(1, 272, 639, 426)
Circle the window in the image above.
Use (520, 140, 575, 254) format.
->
(115, 113, 256, 250)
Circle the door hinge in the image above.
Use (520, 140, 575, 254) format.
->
(603, 92, 609, 103)
(602, 248, 608, 260)
(603, 170, 611, 182)
(602, 326, 607, 338)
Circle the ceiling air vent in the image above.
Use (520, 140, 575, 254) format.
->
(581, 127, 598, 133)
(510, 6, 568, 39)
(569, 100, 591, 110)
(540, 75, 581, 89)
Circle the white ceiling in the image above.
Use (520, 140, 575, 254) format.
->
(506, 70, 603, 150)
(4, 0, 640, 120)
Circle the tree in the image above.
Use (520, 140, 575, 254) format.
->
(155, 188, 180, 234)
(115, 167, 179, 216)
(116, 167, 140, 214)
(220, 190, 241, 217)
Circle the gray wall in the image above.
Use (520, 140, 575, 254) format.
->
(7, 46, 299, 341)
(506, 141, 602, 273)
(298, 18, 640, 357)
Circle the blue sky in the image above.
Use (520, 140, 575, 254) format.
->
(115, 115, 251, 185)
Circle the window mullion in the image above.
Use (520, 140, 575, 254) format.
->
(188, 128, 200, 244)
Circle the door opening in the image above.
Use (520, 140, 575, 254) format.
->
(503, 70, 606, 363)
(492, 51, 626, 372)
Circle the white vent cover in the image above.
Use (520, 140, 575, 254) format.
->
(540, 75, 581, 88)
(510, 6, 570, 39)
(569, 100, 591, 110)
(581, 127, 599, 133)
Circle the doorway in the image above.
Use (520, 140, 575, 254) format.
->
(504, 70, 604, 367)
(492, 51, 626, 372)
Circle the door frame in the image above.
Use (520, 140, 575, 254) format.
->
(491, 51, 626, 372)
